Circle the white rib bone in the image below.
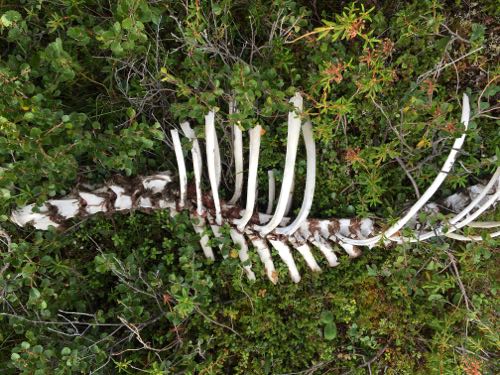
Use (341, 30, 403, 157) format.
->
(266, 170, 276, 215)
(205, 111, 223, 225)
(247, 233, 277, 284)
(234, 125, 262, 231)
(466, 221, 500, 228)
(290, 239, 321, 272)
(445, 230, 500, 241)
(309, 238, 339, 267)
(277, 121, 316, 235)
(180, 122, 204, 215)
(393, 168, 500, 243)
(191, 213, 215, 260)
(229, 101, 244, 205)
(213, 118, 222, 188)
(268, 238, 301, 283)
(338, 242, 362, 258)
(257, 93, 303, 234)
(336, 93, 470, 247)
(229, 229, 256, 280)
(170, 129, 187, 208)
(285, 175, 295, 216)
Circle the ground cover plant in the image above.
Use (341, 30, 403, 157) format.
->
(0, 0, 499, 373)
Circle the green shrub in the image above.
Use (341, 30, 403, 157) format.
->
(0, 0, 498, 373)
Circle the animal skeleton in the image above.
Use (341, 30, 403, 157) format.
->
(10, 93, 500, 283)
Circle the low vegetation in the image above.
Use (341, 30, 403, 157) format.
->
(0, 0, 498, 373)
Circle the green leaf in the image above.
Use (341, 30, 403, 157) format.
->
(20, 341, 30, 350)
(10, 353, 20, 361)
(320, 310, 334, 324)
(67, 27, 90, 45)
(1, 10, 22, 28)
(29, 288, 41, 300)
(122, 18, 134, 30)
(324, 322, 337, 340)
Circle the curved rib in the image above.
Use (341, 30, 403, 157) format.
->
(256, 93, 303, 235)
(445, 230, 500, 241)
(277, 121, 316, 235)
(191, 214, 215, 260)
(268, 237, 301, 283)
(466, 221, 500, 228)
(266, 170, 276, 215)
(228, 101, 244, 204)
(234, 125, 262, 231)
(284, 175, 295, 216)
(247, 232, 277, 284)
(335, 93, 470, 247)
(393, 168, 500, 243)
(214, 123, 222, 188)
(229, 229, 256, 280)
(170, 129, 188, 208)
(180, 121, 204, 215)
(309, 237, 339, 267)
(205, 111, 223, 225)
(291, 240, 321, 272)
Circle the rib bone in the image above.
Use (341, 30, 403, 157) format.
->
(256, 93, 303, 235)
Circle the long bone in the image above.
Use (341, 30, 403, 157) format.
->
(205, 111, 223, 225)
(180, 121, 204, 215)
(179, 122, 215, 260)
(170, 129, 188, 208)
(392, 168, 500, 243)
(256, 92, 303, 235)
(276, 121, 316, 236)
(228, 101, 244, 205)
(335, 94, 471, 248)
(234, 125, 262, 231)
(266, 170, 276, 215)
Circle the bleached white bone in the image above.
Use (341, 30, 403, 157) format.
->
(229, 229, 256, 280)
(142, 172, 172, 194)
(285, 175, 295, 216)
(171, 129, 187, 208)
(393, 168, 500, 243)
(191, 213, 215, 260)
(228, 101, 244, 205)
(266, 170, 276, 215)
(466, 221, 500, 228)
(109, 186, 132, 210)
(10, 203, 54, 230)
(256, 93, 303, 235)
(247, 232, 277, 284)
(336, 93, 470, 247)
(234, 125, 262, 231)
(309, 237, 339, 267)
(79, 192, 106, 214)
(277, 121, 316, 235)
(47, 199, 80, 219)
(180, 122, 204, 215)
(291, 240, 321, 272)
(268, 238, 301, 283)
(444, 228, 500, 241)
(205, 111, 223, 225)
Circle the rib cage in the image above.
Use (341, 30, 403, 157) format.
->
(10, 93, 500, 283)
